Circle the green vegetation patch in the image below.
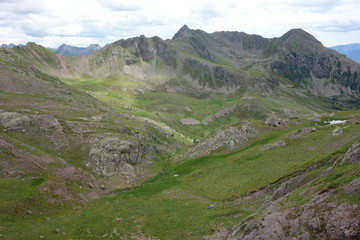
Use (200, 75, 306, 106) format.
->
(31, 177, 46, 186)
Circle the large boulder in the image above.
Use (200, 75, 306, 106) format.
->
(89, 137, 152, 177)
(260, 140, 286, 151)
(264, 114, 284, 127)
(32, 115, 68, 147)
(0, 111, 31, 132)
(332, 126, 343, 136)
(178, 122, 257, 160)
(33, 115, 61, 130)
(341, 141, 360, 164)
(298, 127, 317, 134)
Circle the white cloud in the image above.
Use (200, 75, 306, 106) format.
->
(310, 29, 360, 47)
(99, 0, 146, 11)
(0, 0, 359, 47)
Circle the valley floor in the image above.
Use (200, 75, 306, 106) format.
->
(1, 111, 359, 239)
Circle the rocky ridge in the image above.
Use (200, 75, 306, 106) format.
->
(49, 44, 101, 57)
(177, 121, 257, 160)
(89, 137, 154, 177)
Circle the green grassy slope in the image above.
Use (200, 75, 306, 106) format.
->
(1, 112, 359, 239)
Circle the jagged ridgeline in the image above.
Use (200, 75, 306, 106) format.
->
(49, 44, 101, 57)
(3, 25, 360, 97)
(0, 26, 359, 239)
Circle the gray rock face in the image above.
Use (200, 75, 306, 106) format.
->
(260, 140, 286, 151)
(179, 118, 201, 125)
(32, 114, 62, 133)
(271, 175, 307, 201)
(341, 141, 360, 164)
(264, 114, 284, 127)
(298, 127, 317, 134)
(89, 137, 151, 176)
(231, 193, 360, 240)
(343, 178, 360, 195)
(32, 115, 68, 147)
(2, 167, 23, 177)
(0, 112, 30, 132)
(184, 106, 192, 112)
(179, 122, 256, 159)
(332, 126, 343, 136)
(324, 204, 360, 240)
(201, 116, 213, 125)
(309, 117, 321, 122)
(289, 127, 317, 139)
(214, 104, 237, 118)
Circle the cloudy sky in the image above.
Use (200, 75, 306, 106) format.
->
(1, 0, 359, 48)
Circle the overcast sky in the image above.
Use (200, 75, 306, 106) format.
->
(1, 0, 359, 48)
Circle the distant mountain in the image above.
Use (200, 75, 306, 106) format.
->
(1, 43, 24, 48)
(331, 43, 360, 63)
(49, 43, 101, 56)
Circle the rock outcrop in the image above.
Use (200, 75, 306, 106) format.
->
(343, 178, 360, 195)
(332, 126, 343, 136)
(260, 140, 286, 151)
(178, 122, 256, 160)
(89, 137, 153, 177)
(180, 118, 201, 125)
(264, 114, 284, 127)
(0, 112, 31, 132)
(298, 127, 317, 134)
(341, 141, 360, 164)
(231, 196, 359, 240)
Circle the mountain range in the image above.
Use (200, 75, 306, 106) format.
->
(0, 43, 24, 48)
(331, 43, 360, 63)
(0, 25, 359, 239)
(48, 43, 101, 57)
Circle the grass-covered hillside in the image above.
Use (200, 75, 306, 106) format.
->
(2, 112, 360, 239)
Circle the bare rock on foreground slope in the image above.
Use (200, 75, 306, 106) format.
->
(231, 195, 359, 240)
(264, 113, 285, 127)
(0, 111, 30, 132)
(89, 137, 154, 177)
(177, 122, 256, 160)
(260, 140, 286, 151)
(228, 141, 360, 240)
(341, 141, 360, 164)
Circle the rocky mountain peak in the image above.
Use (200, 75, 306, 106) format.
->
(280, 28, 323, 47)
(89, 44, 101, 48)
(57, 44, 67, 50)
(172, 24, 192, 40)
